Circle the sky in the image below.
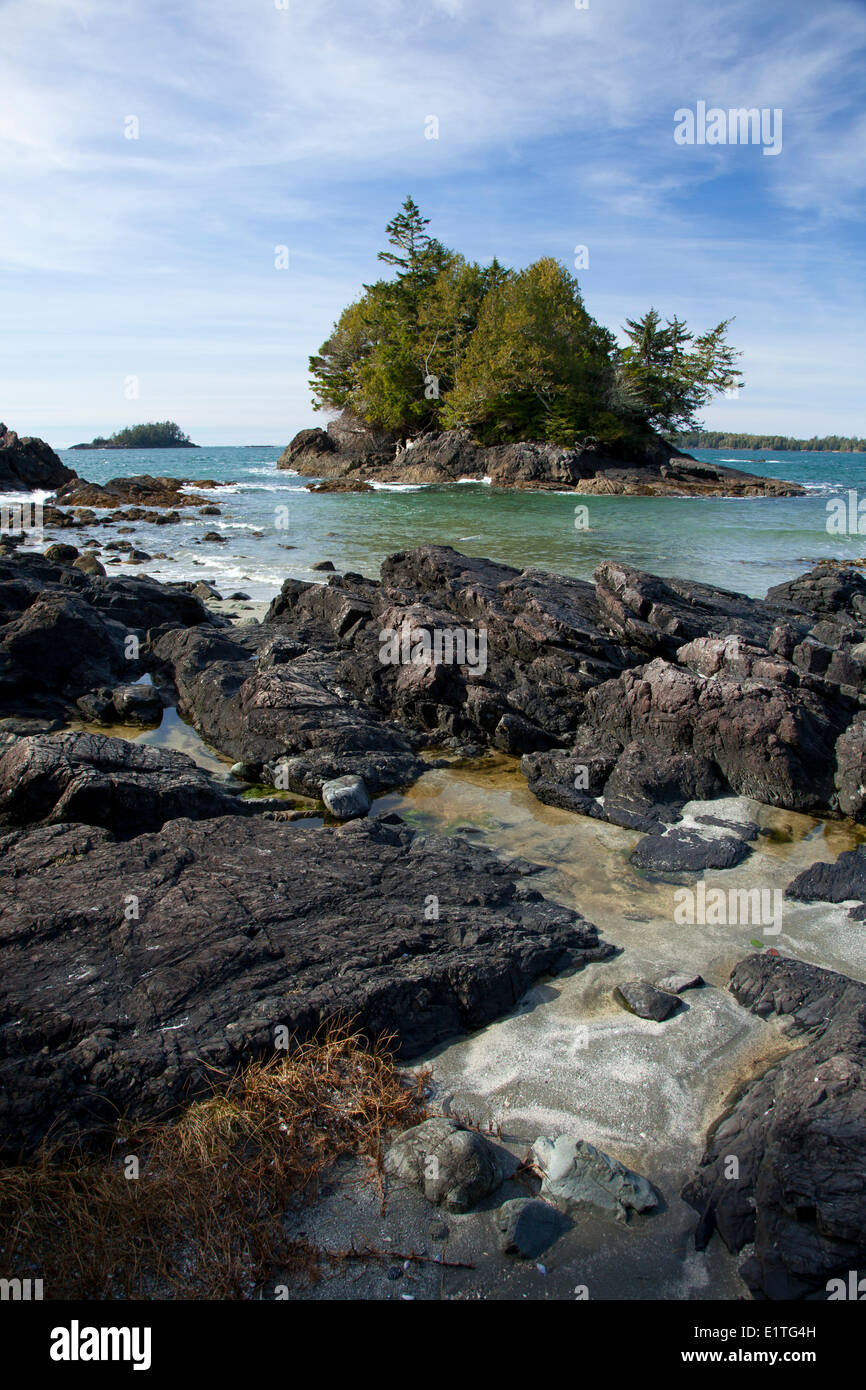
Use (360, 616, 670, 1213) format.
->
(1, 0, 864, 447)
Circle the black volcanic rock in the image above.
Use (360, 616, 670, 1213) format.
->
(683, 954, 866, 1299)
(0, 731, 239, 834)
(0, 551, 210, 721)
(785, 844, 866, 914)
(0, 813, 613, 1157)
(277, 414, 804, 497)
(0, 423, 76, 491)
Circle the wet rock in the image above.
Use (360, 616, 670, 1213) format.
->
(531, 1136, 658, 1220)
(683, 953, 866, 1299)
(110, 684, 163, 724)
(385, 1117, 513, 1212)
(192, 581, 222, 601)
(496, 1198, 569, 1258)
(43, 543, 79, 565)
(54, 475, 223, 513)
(312, 560, 336, 572)
(614, 980, 682, 1021)
(321, 774, 371, 820)
(0, 731, 238, 834)
(73, 554, 106, 576)
(630, 826, 754, 873)
(785, 843, 866, 915)
(0, 814, 612, 1156)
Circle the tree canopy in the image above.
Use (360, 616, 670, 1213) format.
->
(309, 197, 743, 447)
(74, 422, 195, 449)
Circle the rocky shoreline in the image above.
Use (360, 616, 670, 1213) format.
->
(279, 410, 805, 497)
(0, 536, 864, 1298)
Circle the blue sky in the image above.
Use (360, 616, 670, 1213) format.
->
(1, 0, 864, 446)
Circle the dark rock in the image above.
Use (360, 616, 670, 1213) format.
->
(0, 423, 76, 491)
(0, 731, 238, 834)
(277, 415, 803, 498)
(0, 814, 612, 1155)
(496, 1198, 569, 1258)
(785, 844, 866, 914)
(312, 560, 336, 572)
(54, 475, 225, 513)
(43, 544, 79, 565)
(683, 954, 866, 1299)
(614, 980, 682, 1021)
(630, 826, 754, 873)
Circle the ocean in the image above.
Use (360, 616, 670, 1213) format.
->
(18, 446, 866, 602)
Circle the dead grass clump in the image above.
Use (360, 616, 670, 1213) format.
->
(0, 1022, 428, 1300)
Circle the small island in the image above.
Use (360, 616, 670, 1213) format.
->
(281, 198, 804, 498)
(70, 421, 198, 450)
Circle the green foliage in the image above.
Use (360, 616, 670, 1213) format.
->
(309, 198, 744, 447)
(671, 430, 866, 453)
(441, 258, 619, 445)
(86, 422, 194, 448)
(617, 310, 743, 432)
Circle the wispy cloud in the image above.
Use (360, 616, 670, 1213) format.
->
(1, 0, 863, 441)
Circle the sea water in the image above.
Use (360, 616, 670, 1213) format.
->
(14, 445, 866, 602)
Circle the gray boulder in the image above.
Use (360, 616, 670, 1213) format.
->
(321, 774, 371, 820)
(614, 980, 682, 1021)
(385, 1117, 513, 1212)
(496, 1198, 569, 1258)
(531, 1136, 658, 1221)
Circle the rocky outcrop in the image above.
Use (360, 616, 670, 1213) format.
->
(0, 423, 76, 492)
(0, 550, 210, 725)
(278, 411, 804, 497)
(0, 732, 239, 834)
(0, 813, 612, 1156)
(683, 954, 866, 1299)
(54, 474, 227, 511)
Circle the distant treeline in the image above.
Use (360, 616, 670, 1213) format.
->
(670, 430, 866, 453)
(71, 421, 197, 449)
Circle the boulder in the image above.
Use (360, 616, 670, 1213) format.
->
(385, 1117, 513, 1212)
(531, 1136, 658, 1220)
(321, 774, 371, 820)
(614, 980, 682, 1021)
(0, 731, 237, 834)
(496, 1198, 569, 1258)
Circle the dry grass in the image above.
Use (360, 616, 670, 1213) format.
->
(0, 1022, 428, 1300)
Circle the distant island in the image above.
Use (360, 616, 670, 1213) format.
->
(670, 429, 866, 453)
(70, 421, 198, 450)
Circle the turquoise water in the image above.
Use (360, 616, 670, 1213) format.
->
(45, 445, 866, 602)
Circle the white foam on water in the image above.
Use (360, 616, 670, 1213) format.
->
(369, 481, 426, 492)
